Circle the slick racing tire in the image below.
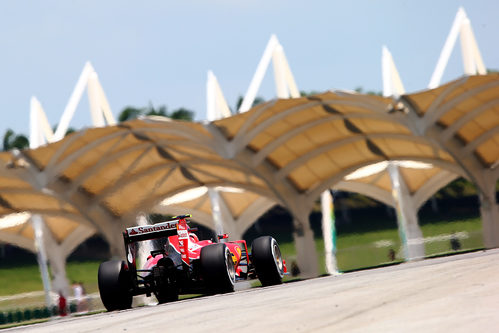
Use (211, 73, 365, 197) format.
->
(98, 260, 133, 311)
(153, 260, 179, 304)
(200, 243, 236, 294)
(251, 236, 284, 286)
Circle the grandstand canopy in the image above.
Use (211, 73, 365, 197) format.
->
(336, 160, 458, 208)
(0, 74, 496, 251)
(402, 74, 499, 169)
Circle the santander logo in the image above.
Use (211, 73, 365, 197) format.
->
(127, 222, 177, 236)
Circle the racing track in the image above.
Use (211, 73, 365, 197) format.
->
(8, 249, 499, 332)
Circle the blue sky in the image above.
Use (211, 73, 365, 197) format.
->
(0, 1, 498, 137)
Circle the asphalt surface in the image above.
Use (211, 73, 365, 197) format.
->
(8, 249, 499, 332)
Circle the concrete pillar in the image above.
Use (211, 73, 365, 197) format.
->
(99, 222, 126, 259)
(46, 246, 70, 296)
(480, 179, 499, 248)
(222, 218, 243, 242)
(292, 213, 319, 278)
(208, 188, 225, 237)
(388, 164, 425, 261)
(320, 190, 339, 274)
(32, 215, 53, 308)
(36, 219, 71, 297)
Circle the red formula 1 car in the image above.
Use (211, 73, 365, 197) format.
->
(98, 214, 286, 311)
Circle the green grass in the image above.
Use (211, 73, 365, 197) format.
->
(0, 216, 483, 298)
(421, 217, 483, 256)
(332, 216, 483, 273)
(0, 260, 102, 297)
(66, 260, 101, 294)
(275, 216, 483, 274)
(0, 265, 45, 296)
(335, 229, 402, 272)
(0, 318, 50, 330)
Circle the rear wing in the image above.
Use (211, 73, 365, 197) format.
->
(123, 214, 192, 244)
(123, 214, 192, 274)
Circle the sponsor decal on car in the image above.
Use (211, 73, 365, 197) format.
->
(188, 242, 201, 251)
(127, 221, 177, 236)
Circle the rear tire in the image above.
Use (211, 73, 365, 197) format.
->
(98, 260, 133, 311)
(200, 243, 235, 293)
(156, 283, 179, 304)
(153, 261, 179, 304)
(251, 236, 284, 286)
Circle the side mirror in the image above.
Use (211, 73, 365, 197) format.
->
(217, 233, 229, 240)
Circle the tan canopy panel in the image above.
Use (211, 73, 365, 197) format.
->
(336, 161, 458, 209)
(213, 90, 456, 199)
(0, 213, 84, 244)
(14, 117, 272, 221)
(0, 90, 460, 223)
(157, 187, 265, 220)
(0, 161, 85, 232)
(1, 75, 497, 254)
(403, 74, 499, 168)
(343, 161, 446, 194)
(0, 154, 95, 251)
(154, 186, 276, 239)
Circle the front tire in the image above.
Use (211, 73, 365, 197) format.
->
(251, 236, 284, 286)
(98, 260, 133, 311)
(200, 243, 235, 293)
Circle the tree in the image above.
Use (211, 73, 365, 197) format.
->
(169, 108, 194, 121)
(300, 90, 321, 97)
(234, 95, 265, 113)
(3, 129, 29, 151)
(119, 106, 143, 122)
(354, 87, 383, 96)
(51, 125, 76, 137)
(118, 103, 194, 122)
(145, 103, 168, 117)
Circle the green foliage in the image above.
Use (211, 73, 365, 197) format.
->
(118, 106, 143, 122)
(118, 103, 194, 122)
(234, 95, 265, 112)
(435, 177, 477, 198)
(51, 125, 76, 137)
(145, 104, 168, 117)
(13, 310, 22, 322)
(354, 86, 383, 96)
(41, 307, 50, 318)
(23, 309, 31, 321)
(32, 308, 42, 319)
(169, 107, 194, 121)
(2, 129, 29, 151)
(300, 90, 321, 97)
